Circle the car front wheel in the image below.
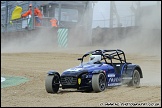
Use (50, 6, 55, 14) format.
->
(92, 73, 106, 92)
(45, 74, 60, 93)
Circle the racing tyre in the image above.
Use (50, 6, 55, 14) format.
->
(128, 70, 140, 87)
(92, 73, 106, 92)
(45, 74, 60, 93)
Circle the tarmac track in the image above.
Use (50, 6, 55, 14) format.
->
(1, 47, 161, 107)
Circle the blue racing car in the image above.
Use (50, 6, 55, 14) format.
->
(45, 49, 143, 93)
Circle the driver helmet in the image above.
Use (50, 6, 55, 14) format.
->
(89, 54, 101, 63)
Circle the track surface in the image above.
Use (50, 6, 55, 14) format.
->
(1, 48, 161, 107)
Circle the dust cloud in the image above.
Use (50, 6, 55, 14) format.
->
(1, 3, 161, 56)
(1, 28, 57, 53)
(96, 5, 161, 57)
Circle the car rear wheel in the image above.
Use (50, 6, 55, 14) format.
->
(128, 70, 140, 87)
(45, 74, 60, 93)
(92, 73, 106, 92)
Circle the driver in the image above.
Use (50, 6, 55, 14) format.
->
(89, 54, 101, 64)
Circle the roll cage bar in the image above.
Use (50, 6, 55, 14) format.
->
(78, 49, 127, 65)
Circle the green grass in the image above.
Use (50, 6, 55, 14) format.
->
(1, 76, 29, 88)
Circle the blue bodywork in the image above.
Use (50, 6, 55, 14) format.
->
(47, 49, 143, 90)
